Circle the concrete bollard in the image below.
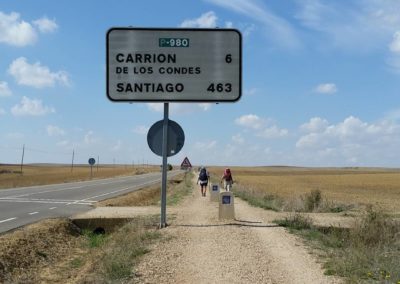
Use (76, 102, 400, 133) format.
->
(219, 191, 235, 220)
(210, 183, 220, 202)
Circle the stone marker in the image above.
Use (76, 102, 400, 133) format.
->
(219, 191, 235, 220)
(210, 183, 220, 202)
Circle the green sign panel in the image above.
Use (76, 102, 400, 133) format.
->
(159, 38, 189, 47)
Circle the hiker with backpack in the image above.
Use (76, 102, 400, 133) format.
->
(221, 168, 234, 191)
(197, 167, 209, 197)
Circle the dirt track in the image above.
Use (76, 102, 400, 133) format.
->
(132, 177, 342, 284)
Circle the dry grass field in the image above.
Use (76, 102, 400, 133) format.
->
(0, 164, 159, 189)
(209, 166, 400, 213)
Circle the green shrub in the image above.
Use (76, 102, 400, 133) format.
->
(303, 189, 322, 212)
(275, 213, 313, 230)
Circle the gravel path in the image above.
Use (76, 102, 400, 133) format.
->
(132, 178, 342, 284)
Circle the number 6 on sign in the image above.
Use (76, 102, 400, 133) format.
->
(225, 54, 232, 63)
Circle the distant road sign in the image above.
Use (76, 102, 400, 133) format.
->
(106, 27, 242, 102)
(180, 157, 192, 169)
(147, 120, 185, 157)
(88, 158, 96, 165)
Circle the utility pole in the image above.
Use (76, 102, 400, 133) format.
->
(97, 155, 99, 172)
(20, 144, 25, 175)
(71, 149, 75, 172)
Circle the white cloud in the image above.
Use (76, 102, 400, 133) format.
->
(84, 131, 95, 145)
(244, 88, 257, 96)
(388, 31, 400, 71)
(180, 11, 218, 28)
(46, 125, 65, 136)
(389, 31, 400, 53)
(225, 21, 233, 28)
(296, 116, 400, 149)
(111, 140, 122, 152)
(133, 125, 149, 135)
(384, 108, 400, 121)
(198, 103, 211, 111)
(293, 115, 400, 166)
(300, 117, 329, 133)
(147, 103, 210, 115)
(240, 23, 256, 37)
(235, 114, 265, 129)
(194, 140, 217, 150)
(8, 57, 69, 88)
(11, 96, 55, 116)
(0, 108, 5, 115)
(232, 133, 245, 144)
(314, 83, 337, 94)
(0, 11, 37, 46)
(0, 81, 12, 97)
(257, 126, 288, 138)
(296, 0, 400, 51)
(235, 114, 288, 139)
(57, 140, 69, 147)
(33, 17, 58, 33)
(146, 103, 164, 112)
(206, 0, 300, 48)
(386, 55, 400, 72)
(6, 132, 24, 139)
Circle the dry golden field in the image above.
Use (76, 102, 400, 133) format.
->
(209, 166, 400, 213)
(0, 164, 159, 189)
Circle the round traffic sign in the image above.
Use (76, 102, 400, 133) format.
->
(88, 158, 96, 165)
(147, 119, 184, 157)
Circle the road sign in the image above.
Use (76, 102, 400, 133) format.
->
(147, 119, 185, 157)
(180, 157, 192, 169)
(106, 27, 242, 102)
(88, 158, 96, 165)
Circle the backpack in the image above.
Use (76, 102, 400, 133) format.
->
(199, 168, 208, 180)
(224, 168, 232, 181)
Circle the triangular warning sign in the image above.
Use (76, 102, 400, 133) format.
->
(180, 157, 192, 169)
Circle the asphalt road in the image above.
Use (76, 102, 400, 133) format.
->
(0, 170, 182, 234)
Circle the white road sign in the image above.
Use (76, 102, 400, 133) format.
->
(106, 28, 242, 102)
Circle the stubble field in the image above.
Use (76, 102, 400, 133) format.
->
(209, 166, 400, 213)
(0, 164, 159, 189)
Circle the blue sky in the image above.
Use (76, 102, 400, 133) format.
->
(1, 0, 400, 167)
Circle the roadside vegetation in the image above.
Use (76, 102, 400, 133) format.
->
(208, 167, 400, 283)
(233, 184, 349, 213)
(275, 208, 400, 283)
(81, 216, 162, 283)
(98, 171, 193, 207)
(0, 171, 192, 282)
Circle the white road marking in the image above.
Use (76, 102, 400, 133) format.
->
(0, 171, 172, 194)
(7, 185, 85, 198)
(29, 212, 39, 215)
(0, 217, 17, 223)
(0, 199, 92, 205)
(49, 207, 57, 210)
(68, 179, 161, 205)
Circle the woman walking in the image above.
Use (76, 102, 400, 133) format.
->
(197, 167, 209, 197)
(221, 168, 234, 191)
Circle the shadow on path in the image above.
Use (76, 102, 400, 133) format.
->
(173, 222, 280, 228)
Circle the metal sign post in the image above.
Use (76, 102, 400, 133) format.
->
(160, 103, 169, 228)
(88, 158, 96, 180)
